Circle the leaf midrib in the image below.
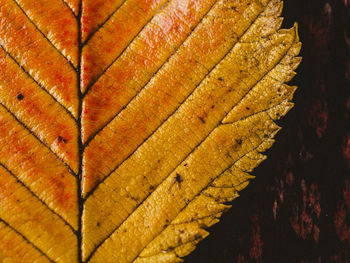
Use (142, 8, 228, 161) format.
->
(77, 1, 84, 262)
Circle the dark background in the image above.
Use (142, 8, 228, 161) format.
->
(185, 0, 350, 262)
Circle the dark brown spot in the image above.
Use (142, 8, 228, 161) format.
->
(246, 106, 250, 110)
(218, 77, 224, 81)
(57, 136, 67, 143)
(175, 173, 183, 184)
(235, 139, 242, 145)
(16, 94, 24, 101)
(184, 163, 188, 167)
(96, 222, 100, 227)
(128, 194, 139, 202)
(198, 116, 205, 123)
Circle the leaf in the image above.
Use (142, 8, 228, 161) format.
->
(0, 0, 301, 262)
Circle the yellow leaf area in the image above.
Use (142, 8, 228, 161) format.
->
(0, 0, 300, 262)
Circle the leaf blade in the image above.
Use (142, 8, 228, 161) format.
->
(83, 11, 300, 263)
(0, 0, 301, 262)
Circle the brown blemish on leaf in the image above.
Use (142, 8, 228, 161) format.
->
(57, 136, 68, 143)
(16, 94, 24, 101)
(175, 173, 183, 185)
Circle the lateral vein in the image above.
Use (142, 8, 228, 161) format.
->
(0, 163, 76, 233)
(0, 44, 77, 122)
(12, 0, 76, 69)
(0, 218, 55, 263)
(0, 102, 77, 177)
(82, 0, 171, 96)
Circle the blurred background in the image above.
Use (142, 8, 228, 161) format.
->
(186, 0, 350, 262)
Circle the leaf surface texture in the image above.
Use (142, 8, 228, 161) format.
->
(0, 0, 301, 262)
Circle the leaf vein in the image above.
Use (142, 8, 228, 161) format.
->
(81, 0, 128, 46)
(0, 102, 77, 177)
(0, 163, 76, 234)
(82, 0, 171, 96)
(12, 0, 76, 69)
(62, 0, 77, 17)
(221, 96, 292, 125)
(0, 218, 55, 263)
(0, 44, 77, 122)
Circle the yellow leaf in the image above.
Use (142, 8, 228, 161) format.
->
(0, 0, 301, 262)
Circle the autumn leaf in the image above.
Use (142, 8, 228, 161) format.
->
(0, 0, 301, 262)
